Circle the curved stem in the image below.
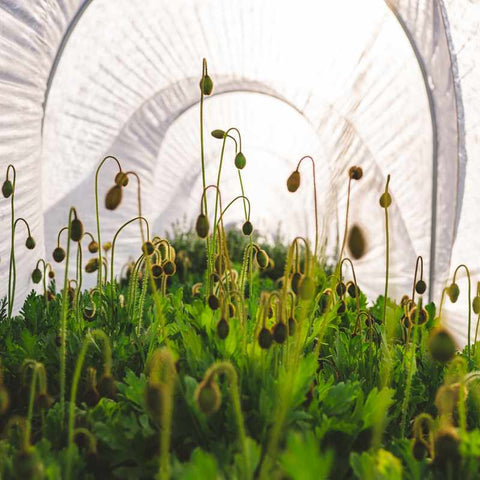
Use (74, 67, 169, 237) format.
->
(412, 256, 424, 303)
(452, 264, 472, 360)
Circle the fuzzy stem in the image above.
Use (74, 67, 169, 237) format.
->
(382, 175, 391, 326)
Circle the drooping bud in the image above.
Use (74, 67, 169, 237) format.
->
(433, 427, 461, 471)
(85, 258, 99, 274)
(234, 152, 246, 170)
(273, 322, 288, 344)
(447, 283, 460, 303)
(83, 305, 96, 322)
(199, 75, 213, 96)
(217, 318, 229, 339)
(53, 246, 66, 263)
(429, 327, 456, 363)
(35, 392, 54, 410)
(105, 185, 122, 210)
(195, 214, 209, 239)
(48, 270, 55, 279)
(255, 249, 269, 269)
(13, 447, 44, 480)
(2, 180, 13, 198)
(208, 294, 220, 310)
(142, 241, 155, 256)
(195, 379, 221, 415)
(98, 374, 117, 399)
(473, 296, 480, 315)
(415, 280, 427, 295)
(412, 439, 429, 461)
(103, 241, 112, 252)
(114, 171, 129, 187)
(258, 328, 273, 349)
(31, 268, 42, 284)
(151, 263, 163, 278)
(70, 218, 84, 242)
(348, 166, 363, 180)
(242, 221, 253, 236)
(336, 282, 347, 297)
(379, 192, 392, 208)
(88, 240, 99, 253)
(163, 260, 176, 276)
(25, 236, 36, 250)
(347, 281, 359, 298)
(211, 129, 225, 139)
(347, 224, 366, 259)
(287, 170, 300, 192)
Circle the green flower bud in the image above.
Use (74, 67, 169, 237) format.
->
(258, 328, 273, 349)
(211, 129, 225, 139)
(195, 379, 221, 415)
(347, 224, 366, 259)
(105, 184, 123, 210)
(208, 294, 220, 310)
(336, 282, 346, 297)
(163, 260, 176, 276)
(217, 318, 229, 339)
(242, 220, 253, 236)
(234, 152, 246, 170)
(433, 427, 460, 471)
(142, 241, 155, 256)
(273, 322, 288, 344)
(195, 214, 209, 239)
(151, 263, 163, 278)
(429, 327, 456, 363)
(473, 296, 480, 315)
(287, 170, 300, 192)
(31, 268, 42, 284)
(379, 192, 392, 208)
(48, 270, 55, 279)
(85, 258, 99, 273)
(299, 276, 315, 300)
(415, 280, 427, 295)
(2, 180, 13, 198)
(13, 447, 44, 480)
(255, 249, 269, 269)
(114, 171, 129, 187)
(447, 283, 460, 303)
(25, 236, 36, 250)
(52, 246, 66, 263)
(70, 218, 84, 242)
(88, 240, 99, 253)
(200, 75, 213, 95)
(348, 166, 363, 180)
(347, 281, 359, 298)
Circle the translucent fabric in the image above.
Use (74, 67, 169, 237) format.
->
(0, 0, 478, 345)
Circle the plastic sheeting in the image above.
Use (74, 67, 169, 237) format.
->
(0, 0, 478, 345)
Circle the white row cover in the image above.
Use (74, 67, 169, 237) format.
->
(0, 0, 478, 346)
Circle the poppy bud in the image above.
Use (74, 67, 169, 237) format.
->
(114, 171, 129, 187)
(473, 296, 480, 315)
(142, 241, 155, 256)
(25, 236, 36, 250)
(211, 129, 225, 139)
(258, 328, 273, 349)
(2, 180, 13, 198)
(145, 381, 164, 420)
(48, 270, 55, 279)
(199, 75, 213, 95)
(195, 379, 221, 415)
(70, 218, 84, 242)
(337, 299, 346, 314)
(412, 439, 429, 461)
(151, 263, 163, 278)
(208, 294, 220, 310)
(299, 276, 315, 300)
(408, 306, 429, 326)
(347, 282, 359, 298)
(195, 214, 209, 239)
(288, 317, 296, 336)
(105, 185, 122, 210)
(88, 240, 99, 253)
(83, 305, 96, 321)
(85, 258, 99, 274)
(0, 386, 9, 414)
(53, 246, 66, 263)
(217, 318, 229, 339)
(103, 241, 112, 252)
(98, 374, 116, 399)
(235, 152, 246, 170)
(163, 260, 176, 276)
(287, 170, 300, 192)
(415, 280, 427, 295)
(347, 225, 366, 259)
(273, 322, 288, 344)
(433, 427, 460, 470)
(348, 166, 363, 180)
(447, 283, 460, 303)
(13, 447, 43, 480)
(379, 192, 392, 208)
(429, 327, 456, 363)
(255, 249, 269, 269)
(336, 282, 347, 297)
(242, 221, 253, 236)
(31, 268, 42, 284)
